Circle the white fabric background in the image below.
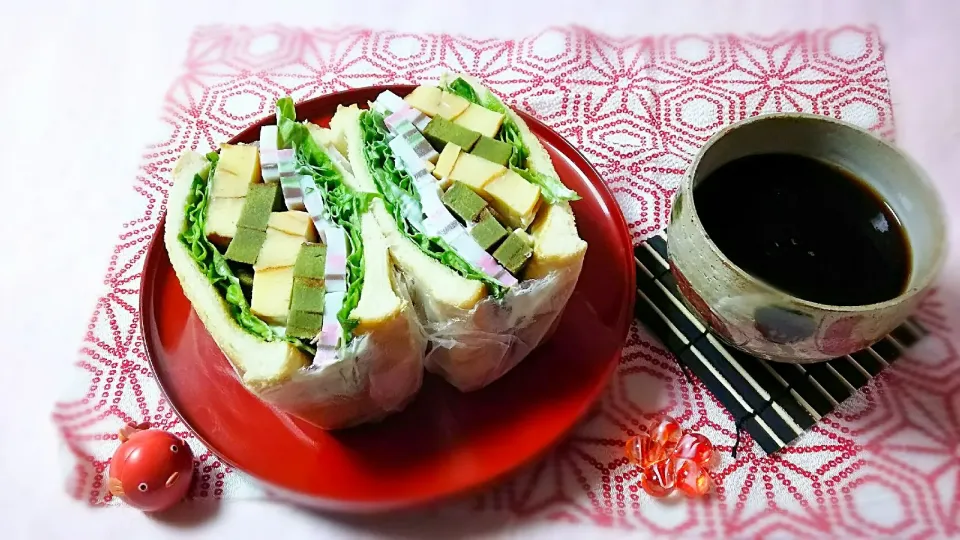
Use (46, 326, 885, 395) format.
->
(3, 1, 959, 538)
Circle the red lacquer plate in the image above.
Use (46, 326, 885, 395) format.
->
(141, 85, 635, 512)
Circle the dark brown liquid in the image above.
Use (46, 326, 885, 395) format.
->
(693, 153, 910, 306)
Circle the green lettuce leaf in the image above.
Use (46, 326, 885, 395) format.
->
(276, 97, 372, 342)
(511, 166, 582, 205)
(444, 77, 480, 104)
(442, 77, 580, 204)
(178, 159, 276, 341)
(276, 98, 297, 127)
(358, 109, 506, 298)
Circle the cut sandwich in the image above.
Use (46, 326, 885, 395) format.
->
(163, 98, 425, 429)
(330, 75, 588, 391)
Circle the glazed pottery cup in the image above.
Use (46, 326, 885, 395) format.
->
(666, 113, 946, 363)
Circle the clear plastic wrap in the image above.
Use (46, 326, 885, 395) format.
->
(241, 269, 426, 430)
(418, 257, 584, 392)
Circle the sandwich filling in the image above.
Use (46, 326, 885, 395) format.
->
(359, 77, 582, 291)
(358, 110, 512, 298)
(180, 153, 280, 341)
(441, 77, 581, 205)
(177, 98, 373, 361)
(275, 97, 373, 345)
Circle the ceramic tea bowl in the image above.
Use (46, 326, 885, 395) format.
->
(666, 113, 946, 363)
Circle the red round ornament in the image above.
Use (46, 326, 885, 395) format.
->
(674, 432, 714, 466)
(674, 458, 711, 497)
(625, 418, 715, 499)
(625, 434, 670, 468)
(108, 422, 195, 512)
(640, 460, 676, 498)
(649, 416, 683, 452)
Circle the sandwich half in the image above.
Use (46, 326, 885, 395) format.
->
(324, 74, 588, 391)
(163, 98, 425, 429)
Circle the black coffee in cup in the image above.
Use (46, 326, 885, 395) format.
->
(694, 153, 911, 306)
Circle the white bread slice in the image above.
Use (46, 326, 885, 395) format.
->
(307, 124, 335, 148)
(164, 151, 309, 390)
(331, 105, 376, 192)
(370, 199, 486, 310)
(327, 105, 356, 157)
(447, 73, 587, 277)
(351, 209, 405, 332)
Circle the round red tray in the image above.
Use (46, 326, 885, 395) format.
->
(140, 85, 635, 512)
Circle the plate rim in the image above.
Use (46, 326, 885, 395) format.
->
(140, 84, 636, 512)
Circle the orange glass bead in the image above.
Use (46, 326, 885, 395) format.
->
(674, 458, 711, 497)
(673, 432, 713, 466)
(640, 460, 676, 498)
(650, 416, 683, 451)
(625, 434, 669, 468)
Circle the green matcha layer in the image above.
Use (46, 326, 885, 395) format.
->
(493, 229, 534, 274)
(224, 227, 267, 264)
(423, 117, 481, 152)
(286, 310, 325, 340)
(286, 243, 328, 339)
(290, 278, 325, 313)
(224, 183, 284, 264)
(471, 209, 509, 251)
(470, 136, 513, 166)
(293, 243, 327, 280)
(237, 183, 285, 230)
(442, 181, 488, 223)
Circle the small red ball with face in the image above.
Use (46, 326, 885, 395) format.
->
(108, 425, 195, 512)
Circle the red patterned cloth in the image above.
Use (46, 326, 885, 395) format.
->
(54, 25, 959, 537)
